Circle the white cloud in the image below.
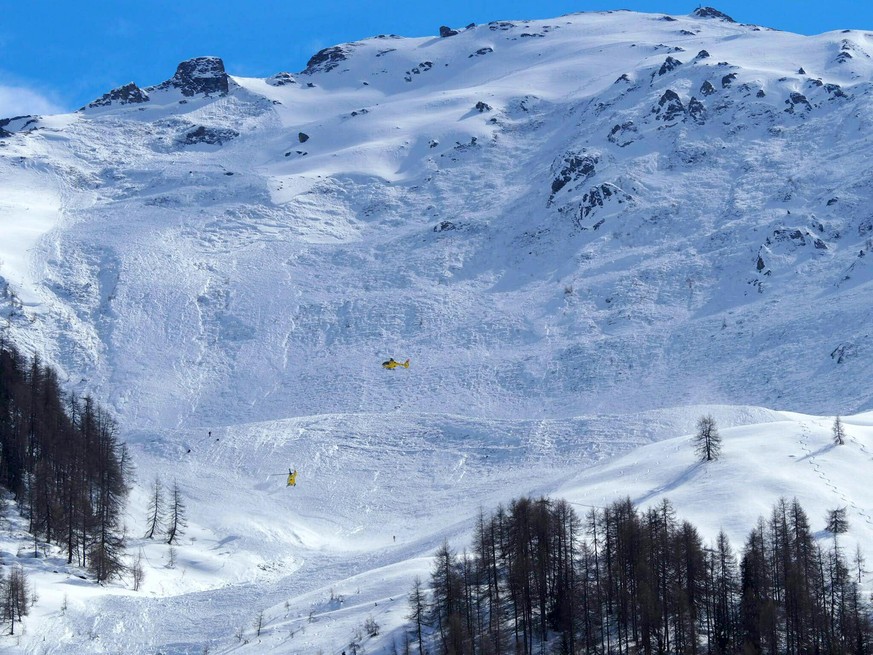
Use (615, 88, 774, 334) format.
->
(0, 84, 65, 118)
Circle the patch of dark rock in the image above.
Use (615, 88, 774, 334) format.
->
(350, 108, 370, 117)
(475, 101, 492, 112)
(182, 125, 239, 146)
(520, 32, 545, 38)
(692, 7, 735, 21)
(84, 82, 150, 109)
(266, 72, 296, 86)
(439, 26, 459, 37)
(784, 92, 811, 113)
(488, 21, 516, 31)
(687, 97, 706, 124)
(577, 183, 632, 222)
(429, 139, 439, 148)
(615, 73, 631, 84)
(700, 80, 716, 96)
(466, 23, 476, 29)
(654, 89, 685, 122)
(695, 49, 711, 60)
(149, 57, 230, 97)
(660, 15, 677, 21)
(375, 48, 396, 58)
(825, 83, 847, 98)
(721, 73, 737, 88)
(608, 121, 638, 147)
(298, 132, 310, 143)
(303, 46, 351, 74)
(757, 89, 766, 98)
(680, 29, 696, 36)
(657, 56, 683, 76)
(798, 67, 806, 74)
(827, 197, 839, 206)
(469, 47, 494, 58)
(434, 221, 456, 232)
(550, 153, 597, 196)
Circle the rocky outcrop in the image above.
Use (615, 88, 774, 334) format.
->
(784, 92, 812, 113)
(657, 56, 682, 76)
(691, 7, 735, 22)
(83, 82, 150, 110)
(147, 57, 231, 97)
(608, 121, 638, 147)
(439, 26, 459, 37)
(266, 72, 296, 86)
(653, 89, 685, 123)
(303, 46, 354, 75)
(575, 183, 634, 228)
(700, 80, 716, 96)
(687, 97, 706, 124)
(475, 101, 492, 112)
(181, 125, 239, 146)
(469, 47, 494, 58)
(549, 153, 597, 202)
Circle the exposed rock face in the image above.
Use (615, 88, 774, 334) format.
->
(721, 73, 737, 88)
(266, 72, 296, 86)
(469, 47, 494, 58)
(692, 7, 736, 22)
(439, 26, 459, 37)
(785, 92, 812, 113)
(148, 57, 231, 97)
(657, 56, 682, 76)
(654, 89, 685, 122)
(576, 183, 634, 227)
(700, 80, 716, 96)
(549, 153, 597, 200)
(181, 125, 239, 146)
(298, 132, 310, 143)
(687, 97, 707, 124)
(475, 101, 492, 112)
(303, 46, 352, 74)
(83, 82, 150, 110)
(608, 121, 638, 147)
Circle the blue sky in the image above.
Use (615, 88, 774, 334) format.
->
(1, 1, 872, 117)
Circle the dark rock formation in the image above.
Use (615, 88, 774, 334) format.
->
(721, 73, 737, 88)
(434, 221, 456, 232)
(687, 97, 706, 124)
(439, 26, 459, 37)
(692, 7, 735, 22)
(181, 125, 239, 146)
(550, 153, 597, 198)
(148, 57, 231, 97)
(695, 49, 711, 60)
(267, 72, 296, 86)
(303, 46, 352, 75)
(475, 101, 492, 112)
(608, 121, 638, 147)
(700, 80, 716, 96)
(784, 92, 812, 113)
(84, 82, 150, 110)
(469, 47, 494, 58)
(657, 56, 683, 76)
(298, 132, 310, 143)
(654, 89, 685, 123)
(576, 183, 633, 225)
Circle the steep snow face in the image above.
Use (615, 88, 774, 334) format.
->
(3, 10, 873, 429)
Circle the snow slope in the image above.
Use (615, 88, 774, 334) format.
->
(1, 7, 873, 654)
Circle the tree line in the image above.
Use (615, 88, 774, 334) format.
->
(409, 495, 872, 655)
(0, 340, 130, 582)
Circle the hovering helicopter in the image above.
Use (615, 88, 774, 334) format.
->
(382, 358, 410, 370)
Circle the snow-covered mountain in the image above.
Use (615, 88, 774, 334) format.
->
(2, 7, 873, 653)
